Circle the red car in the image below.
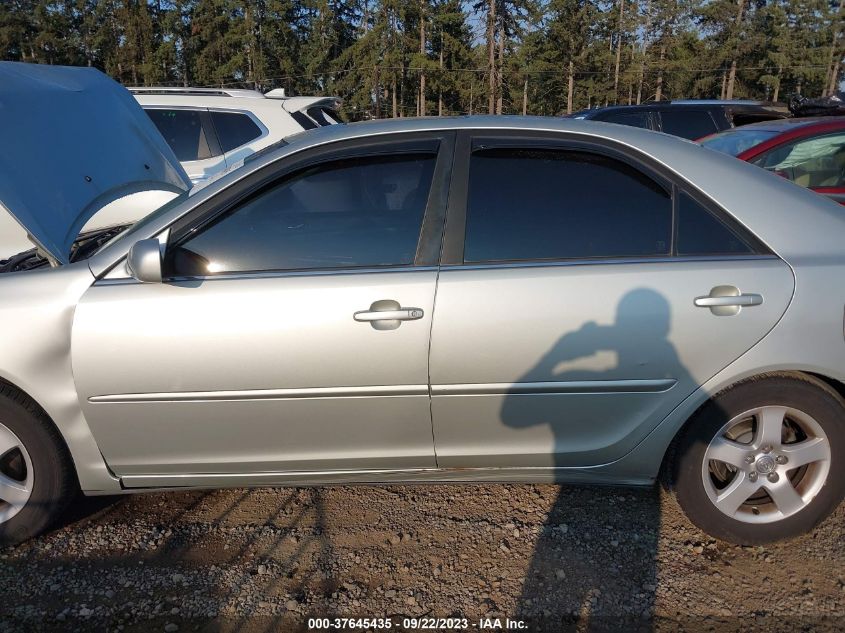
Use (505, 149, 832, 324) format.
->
(700, 117, 845, 205)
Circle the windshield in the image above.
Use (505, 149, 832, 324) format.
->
(699, 129, 779, 156)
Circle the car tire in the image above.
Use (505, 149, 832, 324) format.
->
(0, 384, 75, 547)
(672, 373, 845, 545)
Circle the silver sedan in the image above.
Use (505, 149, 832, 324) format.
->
(0, 68, 843, 547)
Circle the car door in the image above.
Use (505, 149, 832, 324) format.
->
(749, 131, 845, 205)
(144, 106, 228, 184)
(428, 132, 795, 469)
(71, 133, 454, 479)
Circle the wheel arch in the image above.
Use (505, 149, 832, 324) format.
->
(658, 369, 845, 489)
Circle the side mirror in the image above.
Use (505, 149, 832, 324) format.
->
(126, 239, 163, 283)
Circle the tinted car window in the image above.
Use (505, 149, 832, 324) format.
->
(700, 129, 779, 156)
(210, 111, 263, 153)
(464, 148, 672, 263)
(599, 111, 652, 129)
(676, 193, 753, 256)
(659, 110, 718, 140)
(751, 133, 845, 189)
(167, 153, 436, 275)
(145, 108, 216, 162)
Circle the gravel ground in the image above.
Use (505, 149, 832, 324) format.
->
(0, 484, 843, 632)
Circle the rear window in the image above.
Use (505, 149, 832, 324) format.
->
(700, 129, 779, 157)
(659, 110, 719, 140)
(210, 111, 263, 153)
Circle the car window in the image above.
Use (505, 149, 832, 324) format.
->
(700, 129, 779, 156)
(659, 110, 719, 140)
(307, 107, 343, 126)
(145, 108, 217, 162)
(210, 111, 263, 153)
(464, 148, 672, 263)
(599, 111, 652, 129)
(166, 153, 437, 276)
(676, 192, 753, 256)
(751, 132, 845, 189)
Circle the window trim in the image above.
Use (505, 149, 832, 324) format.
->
(163, 132, 456, 279)
(441, 130, 769, 267)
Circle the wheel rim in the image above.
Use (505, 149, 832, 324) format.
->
(0, 422, 33, 525)
(701, 406, 832, 524)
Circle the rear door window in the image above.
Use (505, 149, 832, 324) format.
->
(209, 111, 264, 153)
(463, 148, 672, 263)
(659, 110, 719, 140)
(145, 108, 217, 162)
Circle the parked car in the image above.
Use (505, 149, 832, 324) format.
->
(2, 65, 845, 548)
(131, 87, 342, 184)
(700, 117, 845, 205)
(567, 100, 789, 140)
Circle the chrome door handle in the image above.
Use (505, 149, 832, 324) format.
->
(354, 300, 424, 330)
(694, 295, 762, 307)
(353, 308, 424, 322)
(695, 285, 763, 316)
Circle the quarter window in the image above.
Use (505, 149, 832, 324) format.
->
(167, 153, 436, 276)
(145, 108, 216, 162)
(676, 193, 753, 256)
(464, 148, 672, 263)
(210, 111, 263, 153)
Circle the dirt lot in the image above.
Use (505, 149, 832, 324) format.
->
(1, 483, 843, 632)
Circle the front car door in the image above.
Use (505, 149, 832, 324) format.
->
(428, 131, 795, 471)
(71, 132, 454, 482)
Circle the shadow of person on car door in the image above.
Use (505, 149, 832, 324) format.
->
(501, 288, 694, 632)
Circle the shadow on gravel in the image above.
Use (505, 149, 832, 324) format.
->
(502, 289, 687, 632)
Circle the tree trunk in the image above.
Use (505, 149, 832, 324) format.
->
(496, 19, 505, 114)
(439, 44, 444, 116)
(773, 65, 782, 102)
(613, 0, 626, 102)
(720, 68, 727, 100)
(654, 44, 665, 101)
(374, 66, 381, 118)
(825, 0, 844, 96)
(725, 0, 746, 100)
(419, 0, 426, 117)
(522, 77, 528, 115)
(487, 0, 496, 114)
(392, 77, 398, 118)
(637, 0, 652, 105)
(567, 60, 574, 114)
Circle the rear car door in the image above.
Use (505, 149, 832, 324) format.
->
(428, 132, 795, 469)
(144, 106, 227, 184)
(72, 133, 453, 479)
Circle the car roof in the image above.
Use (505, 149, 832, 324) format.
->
(573, 100, 786, 117)
(720, 116, 845, 133)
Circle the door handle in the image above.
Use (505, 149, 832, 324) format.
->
(353, 308, 424, 322)
(694, 295, 762, 307)
(695, 285, 762, 316)
(354, 299, 424, 330)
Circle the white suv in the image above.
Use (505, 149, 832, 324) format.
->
(131, 87, 342, 184)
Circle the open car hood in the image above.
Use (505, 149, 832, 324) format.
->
(0, 62, 191, 264)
